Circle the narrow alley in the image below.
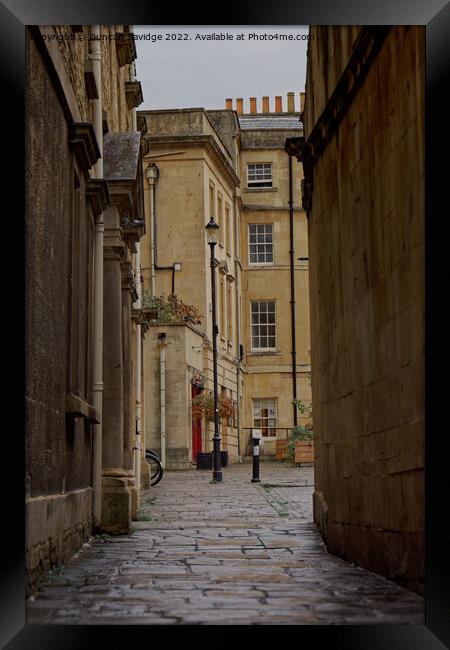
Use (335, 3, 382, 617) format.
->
(27, 464, 424, 625)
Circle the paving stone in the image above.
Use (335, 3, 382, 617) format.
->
(27, 463, 424, 625)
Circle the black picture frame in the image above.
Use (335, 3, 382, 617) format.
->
(3, 0, 449, 647)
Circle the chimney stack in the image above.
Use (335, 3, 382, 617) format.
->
(275, 95, 283, 113)
(300, 92, 305, 112)
(249, 97, 257, 114)
(262, 96, 270, 113)
(225, 98, 233, 110)
(236, 98, 243, 115)
(287, 91, 295, 112)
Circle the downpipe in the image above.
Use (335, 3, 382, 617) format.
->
(90, 25, 104, 529)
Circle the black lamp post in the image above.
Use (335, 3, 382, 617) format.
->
(205, 217, 222, 483)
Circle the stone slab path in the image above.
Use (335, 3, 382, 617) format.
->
(26, 463, 424, 625)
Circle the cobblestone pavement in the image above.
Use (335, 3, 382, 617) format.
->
(26, 463, 424, 625)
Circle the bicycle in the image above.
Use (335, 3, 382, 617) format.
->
(145, 448, 164, 486)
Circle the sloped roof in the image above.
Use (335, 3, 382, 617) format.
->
(103, 131, 141, 181)
(239, 115, 301, 130)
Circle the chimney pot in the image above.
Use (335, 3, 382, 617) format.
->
(225, 98, 233, 110)
(287, 91, 295, 112)
(262, 96, 270, 113)
(300, 92, 305, 112)
(275, 96, 283, 113)
(236, 98, 243, 115)
(249, 97, 257, 114)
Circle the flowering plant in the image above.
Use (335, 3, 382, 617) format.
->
(142, 291, 202, 325)
(192, 394, 235, 421)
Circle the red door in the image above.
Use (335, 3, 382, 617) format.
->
(192, 386, 203, 463)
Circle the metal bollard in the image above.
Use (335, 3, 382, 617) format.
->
(251, 430, 262, 482)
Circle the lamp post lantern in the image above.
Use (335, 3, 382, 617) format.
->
(205, 217, 222, 483)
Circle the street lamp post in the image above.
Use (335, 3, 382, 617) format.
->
(205, 217, 222, 483)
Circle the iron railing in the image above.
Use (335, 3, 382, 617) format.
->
(242, 427, 292, 456)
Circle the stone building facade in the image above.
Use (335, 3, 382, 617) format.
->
(238, 101, 311, 457)
(297, 26, 425, 594)
(25, 25, 147, 591)
(138, 94, 311, 468)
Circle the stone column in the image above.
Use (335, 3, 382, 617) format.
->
(121, 258, 138, 519)
(140, 322, 151, 489)
(101, 207, 131, 534)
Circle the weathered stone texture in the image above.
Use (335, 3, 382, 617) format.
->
(25, 31, 95, 588)
(25, 31, 93, 498)
(306, 26, 424, 593)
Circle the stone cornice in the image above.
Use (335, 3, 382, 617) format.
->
(121, 260, 137, 300)
(303, 27, 391, 164)
(65, 393, 99, 424)
(144, 134, 240, 189)
(298, 26, 390, 213)
(68, 122, 101, 178)
(125, 80, 144, 110)
(131, 307, 147, 325)
(122, 221, 146, 254)
(107, 181, 134, 216)
(115, 32, 137, 67)
(283, 27, 391, 214)
(103, 226, 125, 255)
(86, 178, 110, 217)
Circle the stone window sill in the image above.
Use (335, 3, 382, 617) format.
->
(65, 394, 99, 424)
(244, 187, 278, 193)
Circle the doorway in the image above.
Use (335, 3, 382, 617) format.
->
(191, 385, 203, 463)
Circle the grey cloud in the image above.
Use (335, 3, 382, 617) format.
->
(133, 26, 308, 111)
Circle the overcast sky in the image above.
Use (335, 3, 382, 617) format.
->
(134, 26, 309, 113)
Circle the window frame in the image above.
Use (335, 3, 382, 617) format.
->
(209, 181, 215, 219)
(248, 222, 274, 266)
(217, 191, 224, 247)
(252, 398, 278, 439)
(247, 162, 273, 188)
(250, 300, 277, 352)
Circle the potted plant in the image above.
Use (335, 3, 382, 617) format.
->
(286, 400, 314, 465)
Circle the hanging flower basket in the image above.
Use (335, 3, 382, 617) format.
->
(191, 369, 206, 388)
(192, 394, 235, 421)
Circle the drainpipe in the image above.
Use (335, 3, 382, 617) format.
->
(130, 60, 137, 131)
(90, 25, 104, 528)
(146, 165, 158, 295)
(234, 198, 242, 461)
(146, 164, 178, 295)
(288, 152, 298, 427)
(130, 55, 141, 494)
(158, 332, 167, 468)
(134, 248, 142, 493)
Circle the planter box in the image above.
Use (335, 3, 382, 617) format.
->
(196, 451, 228, 469)
(295, 440, 314, 464)
(196, 453, 212, 470)
(275, 439, 288, 460)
